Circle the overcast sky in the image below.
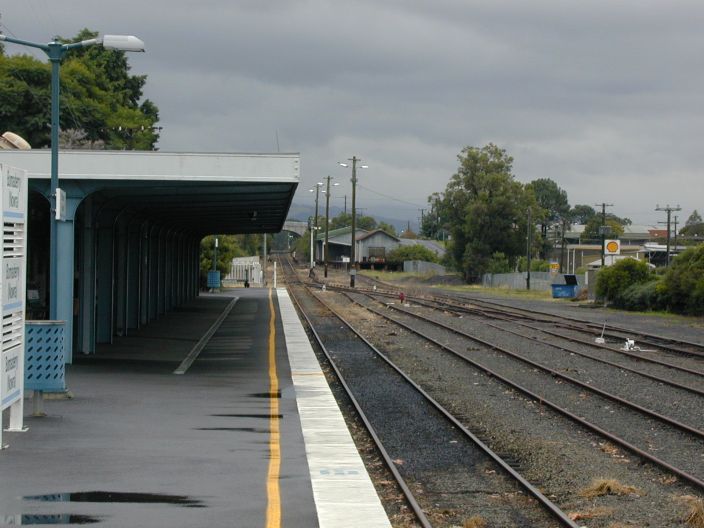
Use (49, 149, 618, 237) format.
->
(2, 1, 703, 228)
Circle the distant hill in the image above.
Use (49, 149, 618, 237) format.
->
(287, 202, 416, 233)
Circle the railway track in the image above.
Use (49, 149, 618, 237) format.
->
(341, 289, 704, 491)
(353, 274, 704, 360)
(279, 257, 578, 528)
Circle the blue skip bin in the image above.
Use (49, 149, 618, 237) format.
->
(551, 274, 580, 298)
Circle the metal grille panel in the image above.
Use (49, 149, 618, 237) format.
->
(24, 322, 66, 391)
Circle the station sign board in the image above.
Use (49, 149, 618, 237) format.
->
(0, 163, 27, 447)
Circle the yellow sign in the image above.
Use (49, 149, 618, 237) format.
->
(549, 262, 560, 274)
(605, 239, 621, 255)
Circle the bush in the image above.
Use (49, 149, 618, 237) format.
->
(516, 257, 550, 272)
(386, 244, 439, 265)
(596, 258, 652, 304)
(486, 252, 511, 274)
(617, 280, 664, 311)
(660, 244, 704, 315)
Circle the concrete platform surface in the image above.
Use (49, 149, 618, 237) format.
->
(0, 289, 348, 527)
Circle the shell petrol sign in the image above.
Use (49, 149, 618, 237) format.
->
(605, 239, 621, 255)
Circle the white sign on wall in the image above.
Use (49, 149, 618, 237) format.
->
(0, 163, 27, 448)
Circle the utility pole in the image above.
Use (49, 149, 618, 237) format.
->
(560, 216, 568, 273)
(526, 208, 532, 290)
(339, 157, 367, 287)
(673, 215, 679, 255)
(344, 195, 347, 214)
(656, 204, 681, 266)
(324, 175, 334, 278)
(594, 203, 614, 267)
(212, 236, 218, 271)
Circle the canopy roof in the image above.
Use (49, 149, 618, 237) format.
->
(0, 150, 299, 236)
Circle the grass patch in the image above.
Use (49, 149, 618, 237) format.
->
(676, 495, 704, 527)
(439, 284, 554, 301)
(359, 270, 433, 281)
(568, 506, 615, 521)
(579, 478, 642, 498)
(463, 516, 487, 528)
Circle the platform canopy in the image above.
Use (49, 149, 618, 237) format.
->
(0, 150, 299, 236)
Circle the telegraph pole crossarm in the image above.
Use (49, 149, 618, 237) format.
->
(656, 204, 682, 266)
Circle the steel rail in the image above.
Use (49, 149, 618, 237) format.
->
(383, 294, 704, 393)
(355, 274, 704, 357)
(289, 276, 580, 528)
(446, 293, 704, 357)
(348, 282, 704, 379)
(337, 290, 704, 491)
(354, 293, 704, 440)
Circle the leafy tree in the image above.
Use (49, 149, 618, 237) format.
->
(200, 235, 242, 276)
(420, 194, 445, 239)
(570, 204, 597, 224)
(377, 221, 397, 237)
(328, 211, 383, 232)
(527, 178, 570, 235)
(386, 244, 438, 265)
(486, 252, 511, 274)
(685, 210, 702, 227)
(0, 28, 159, 150)
(434, 144, 538, 281)
(595, 258, 652, 303)
(660, 244, 704, 314)
(582, 214, 626, 241)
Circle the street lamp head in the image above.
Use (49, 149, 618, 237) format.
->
(360, 165, 369, 169)
(101, 35, 145, 52)
(338, 162, 348, 168)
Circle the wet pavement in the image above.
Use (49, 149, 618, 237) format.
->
(0, 289, 318, 527)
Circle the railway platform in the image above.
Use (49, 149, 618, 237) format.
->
(0, 288, 390, 528)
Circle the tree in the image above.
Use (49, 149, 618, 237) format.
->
(377, 221, 397, 236)
(386, 244, 438, 265)
(329, 211, 378, 232)
(570, 204, 597, 225)
(595, 258, 652, 304)
(582, 214, 626, 241)
(0, 28, 159, 150)
(527, 178, 570, 234)
(434, 144, 538, 282)
(660, 244, 704, 314)
(685, 210, 703, 227)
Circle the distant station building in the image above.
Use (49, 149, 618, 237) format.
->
(315, 227, 445, 270)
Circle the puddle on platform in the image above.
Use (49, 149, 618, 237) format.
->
(195, 427, 268, 433)
(248, 390, 281, 398)
(24, 492, 204, 508)
(1, 514, 100, 525)
(211, 414, 282, 419)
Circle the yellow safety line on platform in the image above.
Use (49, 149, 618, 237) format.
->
(266, 288, 281, 528)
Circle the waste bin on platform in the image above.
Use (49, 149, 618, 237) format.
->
(24, 321, 66, 415)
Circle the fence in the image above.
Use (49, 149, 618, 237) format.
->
(481, 272, 585, 291)
(403, 261, 447, 275)
(224, 256, 262, 286)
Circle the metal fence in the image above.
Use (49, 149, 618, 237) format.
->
(403, 261, 447, 275)
(481, 272, 585, 291)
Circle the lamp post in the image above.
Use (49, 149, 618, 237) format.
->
(309, 226, 319, 271)
(308, 182, 323, 259)
(338, 158, 367, 287)
(322, 176, 339, 278)
(0, 33, 145, 319)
